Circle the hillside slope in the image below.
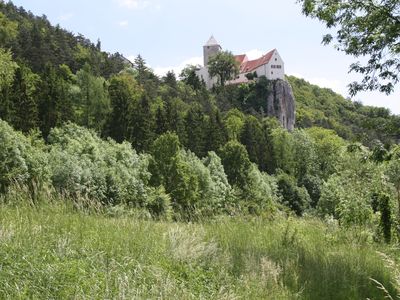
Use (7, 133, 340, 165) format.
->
(288, 76, 400, 145)
(1, 1, 399, 156)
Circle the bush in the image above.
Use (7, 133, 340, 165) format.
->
(0, 120, 50, 194)
(48, 123, 151, 206)
(276, 172, 310, 215)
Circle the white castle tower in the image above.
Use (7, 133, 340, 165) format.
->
(196, 36, 221, 89)
(203, 35, 221, 66)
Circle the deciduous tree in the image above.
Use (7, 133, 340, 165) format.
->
(298, 0, 400, 95)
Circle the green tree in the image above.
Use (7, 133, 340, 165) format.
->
(11, 65, 40, 133)
(205, 109, 227, 152)
(150, 132, 181, 188)
(184, 104, 207, 157)
(0, 48, 18, 122)
(0, 48, 18, 92)
(378, 192, 392, 243)
(134, 54, 152, 85)
(219, 140, 252, 189)
(386, 157, 400, 219)
(208, 51, 239, 87)
(107, 73, 142, 142)
(129, 95, 155, 152)
(224, 109, 245, 140)
(271, 127, 295, 175)
(76, 63, 110, 132)
(149, 133, 213, 220)
(180, 65, 203, 90)
(298, 0, 400, 95)
(0, 12, 18, 45)
(240, 115, 264, 167)
(277, 172, 311, 216)
(38, 64, 75, 137)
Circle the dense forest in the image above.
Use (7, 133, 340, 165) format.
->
(1, 0, 400, 222)
(1, 1, 400, 298)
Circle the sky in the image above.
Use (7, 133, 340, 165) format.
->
(8, 0, 400, 115)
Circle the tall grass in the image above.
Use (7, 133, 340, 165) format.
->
(0, 194, 398, 299)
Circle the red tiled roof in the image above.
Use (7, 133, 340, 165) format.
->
(234, 54, 248, 65)
(238, 49, 275, 73)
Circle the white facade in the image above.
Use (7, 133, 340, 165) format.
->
(196, 36, 285, 89)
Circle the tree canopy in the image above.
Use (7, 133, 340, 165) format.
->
(208, 51, 239, 86)
(298, 0, 400, 95)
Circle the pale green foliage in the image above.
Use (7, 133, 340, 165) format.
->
(385, 156, 400, 218)
(75, 64, 110, 131)
(318, 175, 343, 217)
(271, 127, 295, 175)
(151, 133, 233, 219)
(305, 127, 345, 179)
(48, 123, 151, 205)
(0, 48, 18, 92)
(291, 129, 318, 178)
(0, 120, 50, 192)
(203, 151, 233, 211)
(319, 146, 386, 226)
(223, 109, 245, 140)
(0, 12, 17, 44)
(244, 164, 278, 213)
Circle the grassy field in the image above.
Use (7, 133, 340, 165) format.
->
(0, 201, 399, 299)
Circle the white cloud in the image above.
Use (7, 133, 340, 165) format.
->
(118, 20, 129, 27)
(289, 72, 346, 95)
(116, 0, 152, 10)
(245, 49, 264, 60)
(153, 56, 203, 77)
(127, 55, 138, 64)
(58, 13, 74, 21)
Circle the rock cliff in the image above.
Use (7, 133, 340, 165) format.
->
(266, 79, 296, 131)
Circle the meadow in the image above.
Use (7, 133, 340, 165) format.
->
(0, 195, 399, 299)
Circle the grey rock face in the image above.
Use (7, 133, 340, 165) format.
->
(266, 79, 296, 131)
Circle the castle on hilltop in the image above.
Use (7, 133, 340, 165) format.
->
(196, 36, 285, 89)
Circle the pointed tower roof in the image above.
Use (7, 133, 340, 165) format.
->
(205, 35, 219, 46)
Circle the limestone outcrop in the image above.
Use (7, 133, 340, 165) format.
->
(266, 79, 295, 131)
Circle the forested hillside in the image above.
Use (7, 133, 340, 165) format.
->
(0, 0, 399, 229)
(1, 1, 399, 149)
(289, 76, 400, 145)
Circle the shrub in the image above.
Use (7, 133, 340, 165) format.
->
(276, 172, 310, 215)
(48, 123, 151, 206)
(0, 120, 50, 194)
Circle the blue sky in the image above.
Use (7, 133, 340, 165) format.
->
(9, 0, 399, 114)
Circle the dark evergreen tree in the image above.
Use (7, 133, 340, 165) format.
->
(240, 115, 265, 168)
(11, 65, 39, 133)
(155, 105, 168, 135)
(184, 104, 207, 157)
(129, 95, 154, 152)
(37, 64, 58, 136)
(205, 109, 227, 152)
(107, 74, 138, 142)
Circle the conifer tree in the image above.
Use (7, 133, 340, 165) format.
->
(184, 104, 207, 157)
(129, 95, 154, 152)
(12, 65, 39, 133)
(205, 109, 227, 152)
(107, 74, 140, 142)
